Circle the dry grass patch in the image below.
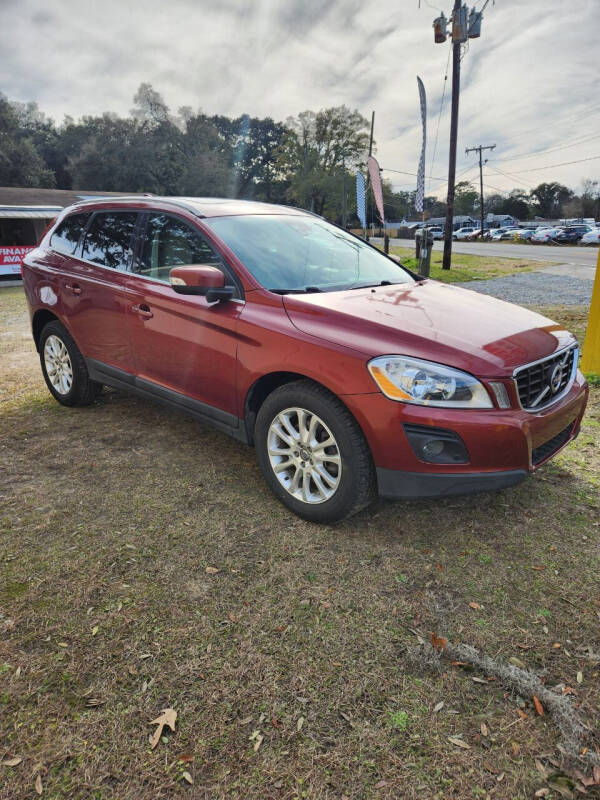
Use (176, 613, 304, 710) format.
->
(1, 288, 599, 799)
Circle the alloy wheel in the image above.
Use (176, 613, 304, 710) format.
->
(267, 407, 342, 504)
(44, 335, 73, 395)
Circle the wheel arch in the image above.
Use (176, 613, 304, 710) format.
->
(32, 309, 62, 351)
(243, 371, 361, 446)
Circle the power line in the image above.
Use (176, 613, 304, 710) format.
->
(490, 131, 600, 166)
(427, 41, 452, 192)
(486, 164, 533, 190)
(507, 154, 600, 175)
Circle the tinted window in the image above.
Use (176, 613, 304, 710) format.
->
(82, 212, 137, 269)
(135, 214, 224, 282)
(50, 213, 91, 255)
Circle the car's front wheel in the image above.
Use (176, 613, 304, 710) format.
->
(255, 380, 376, 522)
(39, 321, 101, 406)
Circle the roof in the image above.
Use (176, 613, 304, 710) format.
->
(0, 205, 62, 219)
(69, 196, 307, 218)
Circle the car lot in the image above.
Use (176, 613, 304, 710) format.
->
(1, 285, 599, 799)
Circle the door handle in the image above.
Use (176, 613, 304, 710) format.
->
(65, 282, 82, 295)
(132, 303, 153, 319)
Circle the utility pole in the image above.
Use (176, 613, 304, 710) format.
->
(442, 0, 462, 270)
(342, 152, 347, 228)
(432, 2, 485, 269)
(465, 143, 495, 237)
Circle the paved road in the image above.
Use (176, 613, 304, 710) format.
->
(430, 240, 599, 268)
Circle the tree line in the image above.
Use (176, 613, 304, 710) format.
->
(1, 83, 598, 224)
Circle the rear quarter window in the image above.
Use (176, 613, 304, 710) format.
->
(50, 213, 91, 255)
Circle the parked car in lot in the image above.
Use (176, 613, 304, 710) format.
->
(485, 228, 505, 241)
(532, 227, 562, 243)
(453, 227, 475, 240)
(579, 228, 600, 245)
(425, 226, 444, 240)
(22, 197, 588, 522)
(515, 229, 535, 241)
(498, 228, 521, 242)
(554, 225, 592, 244)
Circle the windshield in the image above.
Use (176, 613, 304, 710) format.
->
(203, 214, 414, 292)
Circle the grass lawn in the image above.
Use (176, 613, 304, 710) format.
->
(385, 245, 550, 283)
(1, 288, 599, 799)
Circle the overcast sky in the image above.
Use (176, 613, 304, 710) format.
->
(2, 0, 598, 198)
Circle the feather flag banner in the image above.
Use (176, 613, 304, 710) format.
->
(415, 75, 427, 213)
(367, 155, 385, 224)
(356, 172, 366, 229)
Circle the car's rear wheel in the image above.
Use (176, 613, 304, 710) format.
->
(39, 321, 101, 406)
(255, 380, 376, 522)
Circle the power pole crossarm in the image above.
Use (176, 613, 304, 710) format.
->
(465, 144, 496, 237)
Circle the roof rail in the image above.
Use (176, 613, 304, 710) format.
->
(67, 195, 206, 218)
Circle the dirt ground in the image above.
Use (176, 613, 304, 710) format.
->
(1, 287, 599, 799)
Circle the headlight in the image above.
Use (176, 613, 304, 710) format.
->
(368, 355, 493, 408)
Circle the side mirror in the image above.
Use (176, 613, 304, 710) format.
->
(170, 265, 234, 302)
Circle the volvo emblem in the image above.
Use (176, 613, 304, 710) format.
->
(550, 363, 564, 394)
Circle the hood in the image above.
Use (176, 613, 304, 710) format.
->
(282, 281, 575, 378)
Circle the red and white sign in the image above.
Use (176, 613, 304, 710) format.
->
(0, 246, 33, 276)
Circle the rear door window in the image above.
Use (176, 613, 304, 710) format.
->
(50, 213, 91, 255)
(82, 212, 138, 270)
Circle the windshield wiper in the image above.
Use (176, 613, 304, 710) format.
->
(349, 280, 396, 290)
(269, 286, 323, 294)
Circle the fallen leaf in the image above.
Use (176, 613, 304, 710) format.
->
(430, 633, 447, 652)
(91, 625, 99, 636)
(35, 774, 43, 795)
(177, 753, 194, 763)
(2, 756, 23, 767)
(593, 765, 600, 785)
(533, 695, 544, 716)
(516, 709, 528, 720)
(181, 771, 193, 785)
(228, 613, 237, 623)
(509, 656, 527, 670)
(249, 730, 263, 752)
(535, 789, 550, 797)
(469, 601, 481, 610)
(374, 780, 388, 789)
(531, 565, 546, 571)
(511, 741, 520, 757)
(271, 717, 281, 729)
(472, 677, 487, 684)
(496, 771, 505, 783)
(57, 642, 68, 648)
(205, 566, 219, 574)
(297, 717, 305, 732)
(577, 671, 583, 684)
(85, 698, 105, 707)
(448, 737, 470, 749)
(563, 686, 577, 696)
(433, 701, 445, 713)
(480, 722, 488, 736)
(238, 716, 253, 725)
(148, 708, 177, 750)
(552, 642, 561, 649)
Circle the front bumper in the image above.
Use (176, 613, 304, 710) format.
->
(342, 370, 588, 500)
(376, 467, 527, 499)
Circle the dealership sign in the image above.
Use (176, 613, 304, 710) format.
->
(0, 246, 33, 275)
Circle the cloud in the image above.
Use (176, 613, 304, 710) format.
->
(2, 0, 598, 201)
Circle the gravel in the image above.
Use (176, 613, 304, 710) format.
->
(456, 272, 594, 305)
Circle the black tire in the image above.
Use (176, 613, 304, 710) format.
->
(255, 380, 377, 523)
(39, 321, 101, 407)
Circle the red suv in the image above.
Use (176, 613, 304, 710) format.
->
(22, 197, 588, 522)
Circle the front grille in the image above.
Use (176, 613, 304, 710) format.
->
(532, 423, 574, 465)
(514, 346, 577, 411)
